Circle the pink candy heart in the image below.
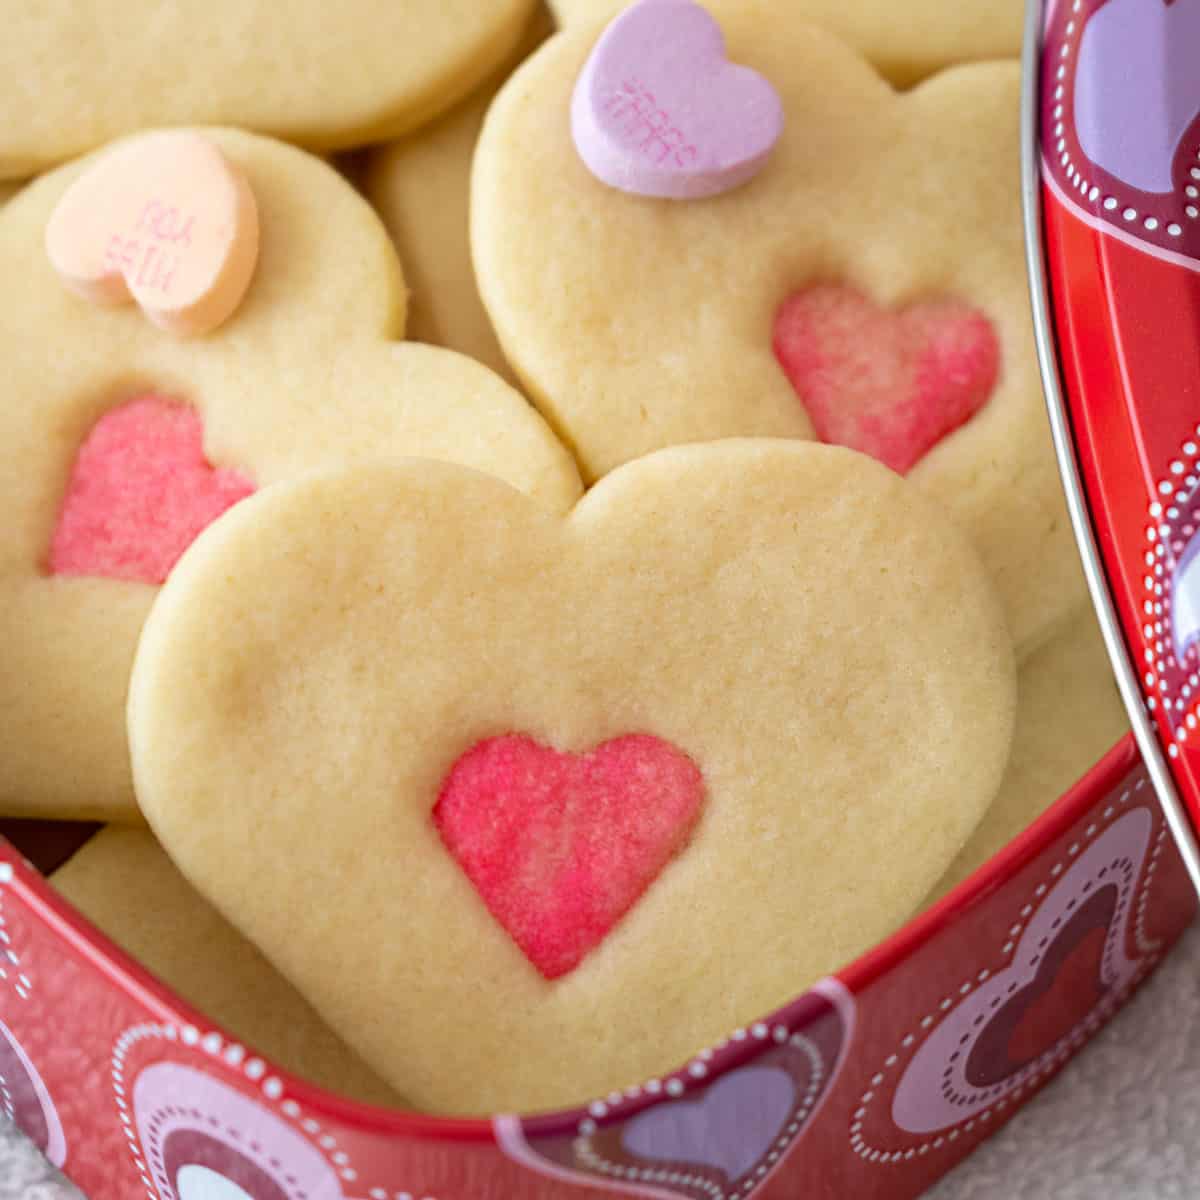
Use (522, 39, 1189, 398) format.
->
(571, 0, 784, 200)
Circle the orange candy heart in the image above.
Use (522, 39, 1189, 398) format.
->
(45, 131, 259, 336)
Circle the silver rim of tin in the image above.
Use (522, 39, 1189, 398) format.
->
(1020, 0, 1200, 893)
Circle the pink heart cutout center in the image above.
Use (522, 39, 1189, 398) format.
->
(434, 734, 705, 980)
(48, 395, 255, 585)
(773, 286, 1000, 474)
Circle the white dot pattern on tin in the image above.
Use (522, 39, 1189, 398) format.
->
(0, 876, 31, 1001)
(1143, 431, 1200, 741)
(848, 780, 1162, 1164)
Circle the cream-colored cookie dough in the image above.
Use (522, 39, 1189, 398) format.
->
(0, 128, 581, 824)
(933, 612, 1130, 898)
(130, 442, 1016, 1114)
(364, 7, 554, 379)
(474, 13, 1082, 656)
(549, 0, 1021, 85)
(0, 1, 537, 178)
(52, 828, 402, 1107)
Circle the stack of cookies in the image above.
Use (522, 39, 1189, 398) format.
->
(0, 0, 1128, 1116)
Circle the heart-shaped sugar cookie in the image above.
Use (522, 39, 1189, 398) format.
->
(474, 6, 1082, 657)
(0, 0, 537, 176)
(0, 127, 580, 824)
(130, 440, 1016, 1114)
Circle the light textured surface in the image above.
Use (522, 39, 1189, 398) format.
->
(128, 443, 1015, 1114)
(0, 0, 537, 177)
(550, 0, 1021, 85)
(364, 6, 554, 380)
(473, 12, 1084, 657)
(0, 1119, 82, 1200)
(0, 127, 581, 824)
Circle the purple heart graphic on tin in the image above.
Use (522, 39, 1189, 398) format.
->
(621, 1066, 794, 1183)
(496, 977, 853, 1200)
(1042, 0, 1200, 266)
(1075, 0, 1200, 193)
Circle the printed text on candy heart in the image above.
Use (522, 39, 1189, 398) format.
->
(602, 79, 699, 168)
(102, 199, 199, 299)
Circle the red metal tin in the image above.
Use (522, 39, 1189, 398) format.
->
(1028, 0, 1200, 886)
(0, 740, 1193, 1200)
(2, 2, 1199, 1197)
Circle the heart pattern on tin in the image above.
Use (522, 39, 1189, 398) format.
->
(1042, 0, 1200, 265)
(890, 806, 1157, 1137)
(497, 978, 854, 1200)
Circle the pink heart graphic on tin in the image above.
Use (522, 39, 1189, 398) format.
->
(571, 0, 784, 199)
(621, 1066, 794, 1184)
(132, 1062, 358, 1200)
(891, 807, 1154, 1135)
(1042, 0, 1200, 265)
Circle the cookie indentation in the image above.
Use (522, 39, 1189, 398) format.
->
(434, 733, 705, 979)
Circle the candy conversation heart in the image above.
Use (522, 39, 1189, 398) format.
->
(129, 441, 1016, 1113)
(0, 127, 581, 824)
(570, 0, 784, 199)
(46, 132, 259, 336)
(474, 10, 1083, 656)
